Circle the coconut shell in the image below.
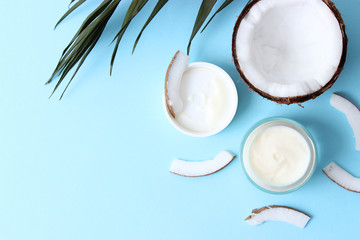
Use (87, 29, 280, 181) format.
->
(164, 51, 180, 118)
(245, 205, 310, 222)
(323, 162, 360, 193)
(323, 169, 360, 193)
(232, 0, 348, 105)
(169, 151, 236, 177)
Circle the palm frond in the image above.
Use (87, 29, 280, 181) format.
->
(55, 0, 87, 29)
(49, 0, 235, 98)
(187, 0, 217, 55)
(132, 0, 169, 54)
(201, 0, 234, 33)
(59, 28, 103, 99)
(48, 0, 114, 84)
(110, 0, 148, 75)
(62, 0, 113, 55)
(48, 0, 120, 99)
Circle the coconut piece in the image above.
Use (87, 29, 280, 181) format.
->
(170, 151, 235, 177)
(323, 162, 360, 193)
(330, 93, 360, 151)
(232, 0, 347, 104)
(165, 51, 190, 118)
(245, 205, 311, 228)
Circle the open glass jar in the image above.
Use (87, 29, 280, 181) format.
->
(241, 118, 317, 194)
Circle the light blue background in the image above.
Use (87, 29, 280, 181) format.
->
(1, 0, 360, 239)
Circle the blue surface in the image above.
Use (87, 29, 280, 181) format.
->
(1, 0, 360, 239)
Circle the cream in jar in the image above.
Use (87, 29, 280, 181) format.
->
(249, 125, 310, 186)
(175, 65, 231, 133)
(242, 119, 316, 193)
(164, 56, 238, 137)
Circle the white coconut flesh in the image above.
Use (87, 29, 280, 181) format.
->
(330, 93, 360, 151)
(170, 151, 235, 177)
(165, 51, 190, 117)
(235, 0, 343, 98)
(245, 206, 311, 228)
(323, 162, 360, 193)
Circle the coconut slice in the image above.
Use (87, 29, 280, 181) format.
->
(245, 205, 311, 228)
(165, 51, 190, 118)
(232, 0, 347, 104)
(170, 151, 235, 177)
(323, 162, 360, 193)
(330, 93, 360, 151)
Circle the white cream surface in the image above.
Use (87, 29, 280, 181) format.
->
(174, 65, 232, 133)
(249, 126, 311, 186)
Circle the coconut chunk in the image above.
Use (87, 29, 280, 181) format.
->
(165, 51, 190, 118)
(245, 205, 311, 228)
(323, 162, 360, 193)
(330, 93, 360, 151)
(170, 151, 235, 177)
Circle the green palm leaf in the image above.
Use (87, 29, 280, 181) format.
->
(132, 0, 169, 54)
(55, 0, 87, 29)
(48, 0, 120, 99)
(48, 0, 114, 84)
(201, 0, 234, 33)
(187, 0, 217, 55)
(59, 27, 104, 100)
(49, 0, 236, 98)
(110, 0, 148, 75)
(61, 0, 113, 56)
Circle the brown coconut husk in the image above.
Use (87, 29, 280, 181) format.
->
(232, 0, 348, 105)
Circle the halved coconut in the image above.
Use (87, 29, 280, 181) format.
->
(232, 0, 347, 104)
(245, 205, 311, 228)
(330, 93, 360, 151)
(170, 151, 235, 177)
(165, 51, 190, 118)
(323, 162, 360, 193)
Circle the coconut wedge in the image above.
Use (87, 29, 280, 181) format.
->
(245, 205, 311, 228)
(330, 93, 360, 151)
(323, 162, 360, 193)
(170, 151, 235, 177)
(232, 0, 347, 104)
(165, 51, 190, 118)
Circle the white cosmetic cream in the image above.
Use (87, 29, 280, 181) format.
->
(242, 118, 316, 193)
(164, 62, 238, 137)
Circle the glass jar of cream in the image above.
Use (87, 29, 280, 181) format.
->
(241, 118, 316, 194)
